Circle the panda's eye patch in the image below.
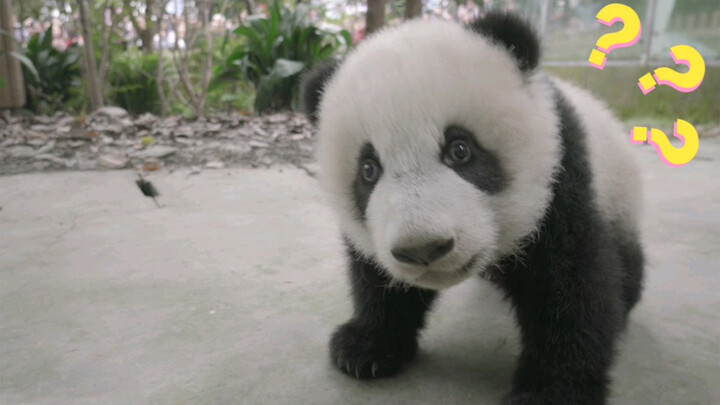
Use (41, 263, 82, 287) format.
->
(353, 143, 382, 220)
(361, 159, 381, 183)
(447, 140, 472, 165)
(441, 125, 506, 194)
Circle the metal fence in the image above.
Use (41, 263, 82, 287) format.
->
(513, 0, 720, 67)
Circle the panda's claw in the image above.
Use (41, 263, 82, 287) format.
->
(330, 320, 417, 379)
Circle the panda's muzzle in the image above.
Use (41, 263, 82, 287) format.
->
(391, 238, 455, 266)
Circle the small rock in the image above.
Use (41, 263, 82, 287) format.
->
(32, 115, 56, 125)
(173, 126, 194, 138)
(249, 140, 269, 148)
(253, 126, 269, 137)
(205, 161, 225, 169)
(34, 140, 56, 155)
(98, 154, 128, 169)
(173, 137, 193, 146)
(219, 143, 252, 155)
(30, 124, 55, 132)
(132, 145, 178, 159)
(32, 160, 51, 170)
(9, 146, 36, 158)
(266, 114, 289, 123)
(223, 127, 254, 138)
(95, 106, 129, 118)
(56, 116, 76, 127)
(25, 138, 46, 147)
(93, 124, 124, 135)
(136, 113, 157, 128)
(35, 154, 71, 167)
(24, 129, 44, 138)
(76, 160, 97, 170)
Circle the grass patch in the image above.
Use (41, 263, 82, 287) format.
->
(545, 66, 719, 125)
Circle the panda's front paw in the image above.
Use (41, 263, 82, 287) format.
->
(330, 320, 417, 379)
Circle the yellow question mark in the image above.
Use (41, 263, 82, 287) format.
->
(637, 45, 706, 94)
(588, 3, 642, 70)
(631, 119, 699, 166)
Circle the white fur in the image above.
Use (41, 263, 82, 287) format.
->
(315, 20, 639, 289)
(551, 79, 643, 234)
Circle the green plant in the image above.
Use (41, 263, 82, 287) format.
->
(107, 50, 171, 115)
(215, 2, 352, 114)
(20, 26, 82, 113)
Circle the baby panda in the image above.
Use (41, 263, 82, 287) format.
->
(302, 11, 644, 405)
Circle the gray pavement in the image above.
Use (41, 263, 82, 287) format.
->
(1, 140, 719, 405)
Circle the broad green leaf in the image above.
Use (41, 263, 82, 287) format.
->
(10, 51, 39, 80)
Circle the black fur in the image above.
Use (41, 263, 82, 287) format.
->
(300, 61, 338, 126)
(486, 88, 643, 404)
(352, 143, 382, 220)
(443, 125, 506, 194)
(330, 243, 437, 378)
(329, 89, 644, 405)
(468, 11, 541, 73)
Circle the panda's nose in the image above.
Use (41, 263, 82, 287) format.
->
(391, 238, 454, 266)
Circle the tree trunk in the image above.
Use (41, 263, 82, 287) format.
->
(140, 29, 154, 53)
(77, 0, 104, 110)
(0, 0, 25, 108)
(366, 0, 386, 35)
(404, 0, 422, 20)
(123, 0, 156, 52)
(142, 0, 156, 53)
(244, 0, 255, 15)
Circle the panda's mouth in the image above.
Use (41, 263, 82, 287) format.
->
(411, 254, 481, 287)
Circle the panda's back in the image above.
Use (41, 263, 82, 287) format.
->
(550, 77, 643, 235)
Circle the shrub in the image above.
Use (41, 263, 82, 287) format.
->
(215, 2, 351, 114)
(107, 50, 165, 115)
(19, 26, 82, 113)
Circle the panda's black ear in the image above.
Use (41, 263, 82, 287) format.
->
(300, 61, 339, 126)
(468, 11, 540, 73)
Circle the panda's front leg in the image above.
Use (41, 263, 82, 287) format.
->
(502, 274, 624, 405)
(330, 246, 438, 379)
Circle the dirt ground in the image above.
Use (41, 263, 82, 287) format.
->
(1, 140, 718, 404)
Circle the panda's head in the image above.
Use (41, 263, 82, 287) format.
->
(303, 12, 562, 290)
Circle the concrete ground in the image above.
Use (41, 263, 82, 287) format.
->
(1, 140, 718, 405)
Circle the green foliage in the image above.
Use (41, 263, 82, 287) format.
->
(546, 66, 720, 125)
(206, 80, 256, 114)
(215, 1, 352, 114)
(20, 26, 82, 113)
(107, 50, 166, 115)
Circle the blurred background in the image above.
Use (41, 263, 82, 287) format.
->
(0, 0, 718, 174)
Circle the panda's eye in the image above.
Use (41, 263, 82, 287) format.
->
(361, 159, 381, 183)
(447, 139, 472, 164)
